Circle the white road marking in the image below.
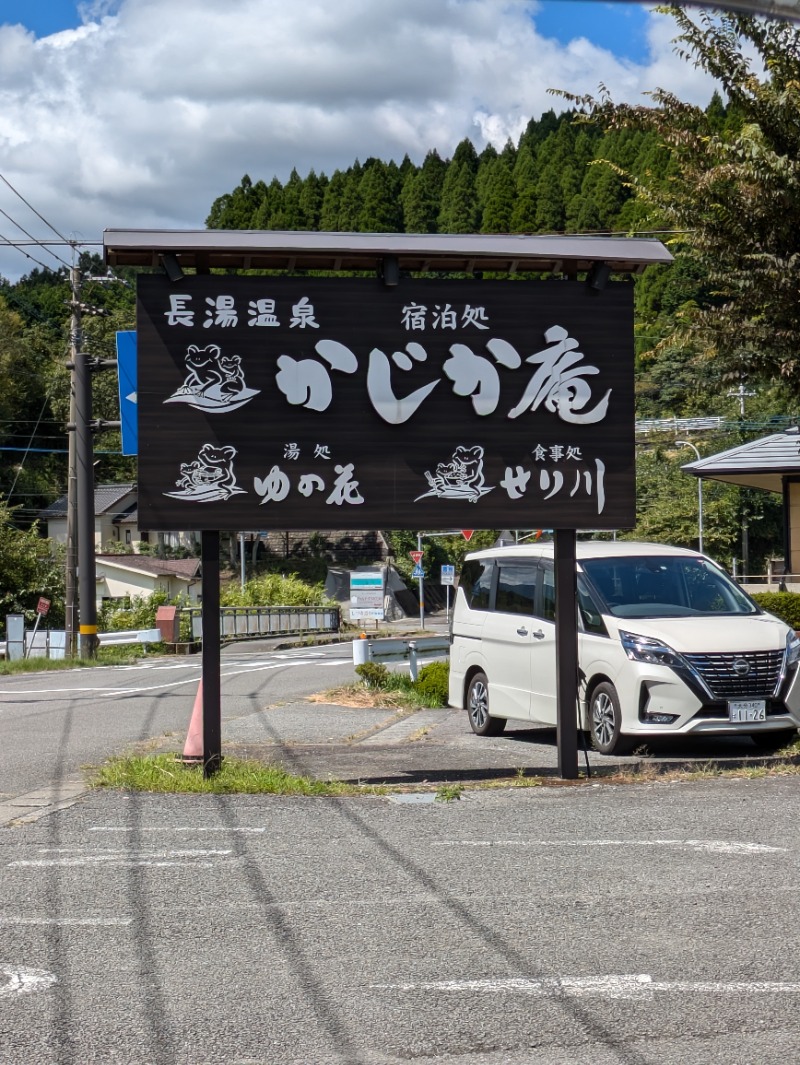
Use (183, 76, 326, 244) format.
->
(433, 839, 786, 855)
(0, 965, 57, 998)
(90, 826, 266, 833)
(373, 974, 800, 999)
(9, 848, 233, 867)
(0, 656, 352, 698)
(0, 917, 132, 926)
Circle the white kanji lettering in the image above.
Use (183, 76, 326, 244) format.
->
(401, 303, 427, 330)
(431, 303, 457, 329)
(276, 340, 358, 412)
(532, 444, 547, 462)
(461, 305, 490, 330)
(566, 446, 583, 460)
(500, 465, 531, 500)
(254, 466, 291, 503)
(248, 299, 280, 327)
(326, 463, 364, 505)
(290, 296, 319, 329)
(540, 468, 564, 501)
(164, 294, 194, 326)
(508, 325, 611, 424)
(367, 342, 439, 425)
(298, 474, 326, 497)
(204, 295, 238, 328)
(549, 445, 564, 462)
(442, 338, 521, 417)
(284, 442, 300, 460)
(314, 444, 331, 460)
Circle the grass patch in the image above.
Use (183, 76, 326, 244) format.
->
(90, 753, 388, 796)
(0, 645, 157, 675)
(310, 682, 437, 712)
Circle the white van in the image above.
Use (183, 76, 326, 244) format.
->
(448, 541, 800, 754)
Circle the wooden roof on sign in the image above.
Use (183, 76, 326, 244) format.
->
(103, 229, 673, 275)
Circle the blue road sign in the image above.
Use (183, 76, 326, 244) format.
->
(115, 330, 138, 456)
(412, 564, 425, 579)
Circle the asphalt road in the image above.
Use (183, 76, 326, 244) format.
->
(0, 643, 357, 798)
(2, 775, 800, 1063)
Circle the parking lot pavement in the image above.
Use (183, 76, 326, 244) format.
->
(219, 697, 798, 786)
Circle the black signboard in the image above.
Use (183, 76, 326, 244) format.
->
(136, 275, 634, 531)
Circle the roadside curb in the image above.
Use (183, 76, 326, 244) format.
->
(0, 777, 89, 828)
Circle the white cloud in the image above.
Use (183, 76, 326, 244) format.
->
(0, 0, 721, 280)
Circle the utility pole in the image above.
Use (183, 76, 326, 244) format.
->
(66, 267, 118, 659)
(65, 266, 80, 657)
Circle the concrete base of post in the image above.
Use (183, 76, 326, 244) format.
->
(352, 635, 371, 667)
(408, 641, 418, 682)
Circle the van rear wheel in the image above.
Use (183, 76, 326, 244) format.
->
(589, 682, 632, 756)
(467, 672, 506, 736)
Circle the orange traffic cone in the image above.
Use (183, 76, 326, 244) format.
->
(180, 680, 204, 765)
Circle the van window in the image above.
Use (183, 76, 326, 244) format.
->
(541, 565, 556, 621)
(495, 561, 536, 616)
(577, 577, 607, 635)
(459, 559, 493, 610)
(581, 555, 759, 618)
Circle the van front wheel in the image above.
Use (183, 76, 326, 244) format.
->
(467, 672, 506, 736)
(589, 682, 631, 756)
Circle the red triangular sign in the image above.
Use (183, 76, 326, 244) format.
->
(462, 530, 474, 541)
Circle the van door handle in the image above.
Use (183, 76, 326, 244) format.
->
(532, 629, 545, 640)
(516, 626, 528, 636)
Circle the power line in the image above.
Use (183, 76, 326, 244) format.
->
(0, 171, 73, 245)
(0, 204, 71, 270)
(0, 229, 54, 273)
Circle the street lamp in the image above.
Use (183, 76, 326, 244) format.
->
(676, 440, 704, 555)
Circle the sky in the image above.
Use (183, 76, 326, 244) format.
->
(0, 0, 724, 282)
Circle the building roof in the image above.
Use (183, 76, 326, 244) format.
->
(39, 483, 136, 519)
(680, 428, 800, 492)
(104, 229, 672, 275)
(95, 554, 201, 580)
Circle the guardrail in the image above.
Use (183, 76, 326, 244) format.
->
(97, 628, 163, 647)
(182, 605, 340, 642)
(352, 635, 449, 679)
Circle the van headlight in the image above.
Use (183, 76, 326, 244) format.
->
(619, 630, 685, 668)
(786, 631, 800, 668)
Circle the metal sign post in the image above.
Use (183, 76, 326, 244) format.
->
(554, 529, 579, 779)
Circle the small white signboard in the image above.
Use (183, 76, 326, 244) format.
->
(350, 569, 385, 621)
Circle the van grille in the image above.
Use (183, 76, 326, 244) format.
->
(683, 650, 784, 699)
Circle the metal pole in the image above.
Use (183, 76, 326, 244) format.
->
(417, 531, 424, 630)
(239, 532, 246, 589)
(201, 530, 222, 777)
(75, 344, 98, 659)
(554, 529, 578, 780)
(676, 440, 703, 555)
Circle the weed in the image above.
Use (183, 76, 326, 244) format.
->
(435, 782, 464, 802)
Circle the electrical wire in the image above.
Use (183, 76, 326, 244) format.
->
(0, 171, 72, 245)
(0, 205, 71, 270)
(0, 229, 54, 273)
(6, 380, 60, 501)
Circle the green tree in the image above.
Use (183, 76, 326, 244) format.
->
(0, 498, 65, 626)
(401, 150, 446, 233)
(437, 161, 480, 233)
(562, 9, 800, 393)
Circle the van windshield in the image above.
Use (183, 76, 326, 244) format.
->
(580, 555, 760, 619)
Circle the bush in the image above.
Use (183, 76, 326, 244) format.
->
(355, 661, 390, 688)
(413, 660, 450, 707)
(221, 573, 332, 608)
(751, 591, 800, 630)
